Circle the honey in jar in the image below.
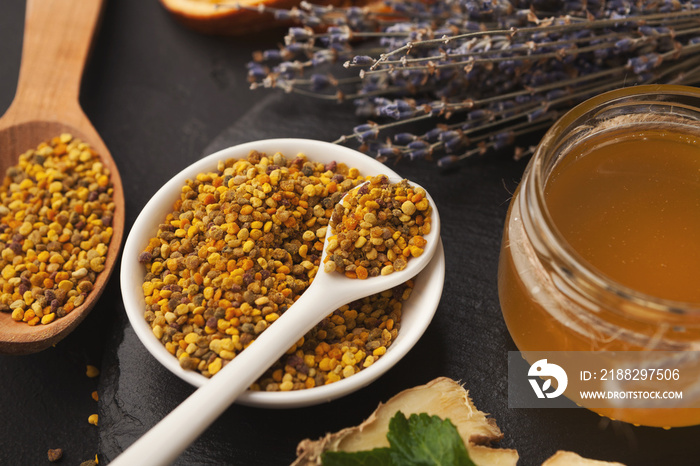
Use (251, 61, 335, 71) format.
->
(498, 85, 700, 427)
(545, 128, 700, 304)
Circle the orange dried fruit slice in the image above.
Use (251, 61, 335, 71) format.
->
(159, 0, 364, 35)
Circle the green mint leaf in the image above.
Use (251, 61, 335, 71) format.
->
(387, 412, 476, 466)
(321, 411, 476, 466)
(321, 448, 392, 466)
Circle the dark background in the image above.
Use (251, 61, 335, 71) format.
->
(0, 1, 698, 465)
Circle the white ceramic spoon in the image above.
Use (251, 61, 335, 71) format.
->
(111, 179, 441, 466)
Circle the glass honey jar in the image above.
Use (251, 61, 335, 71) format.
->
(498, 85, 700, 427)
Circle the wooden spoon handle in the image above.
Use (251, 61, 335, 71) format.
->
(7, 0, 104, 123)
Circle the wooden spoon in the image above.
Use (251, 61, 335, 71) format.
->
(0, 0, 125, 355)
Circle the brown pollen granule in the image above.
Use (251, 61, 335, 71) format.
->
(47, 448, 63, 462)
(0, 134, 115, 325)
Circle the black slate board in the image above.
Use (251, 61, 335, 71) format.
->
(97, 92, 700, 465)
(0, 0, 698, 464)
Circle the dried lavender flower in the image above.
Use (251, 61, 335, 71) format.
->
(244, 0, 700, 167)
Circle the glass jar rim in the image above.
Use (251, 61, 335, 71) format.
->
(525, 84, 700, 319)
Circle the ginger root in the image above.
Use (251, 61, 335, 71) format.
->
(293, 377, 626, 466)
(293, 377, 518, 466)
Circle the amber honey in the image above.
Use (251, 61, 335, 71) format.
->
(498, 85, 700, 427)
(545, 129, 700, 304)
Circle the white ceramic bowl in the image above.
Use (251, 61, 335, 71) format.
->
(120, 139, 445, 408)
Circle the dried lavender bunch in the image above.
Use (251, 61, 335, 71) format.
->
(245, 0, 700, 167)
